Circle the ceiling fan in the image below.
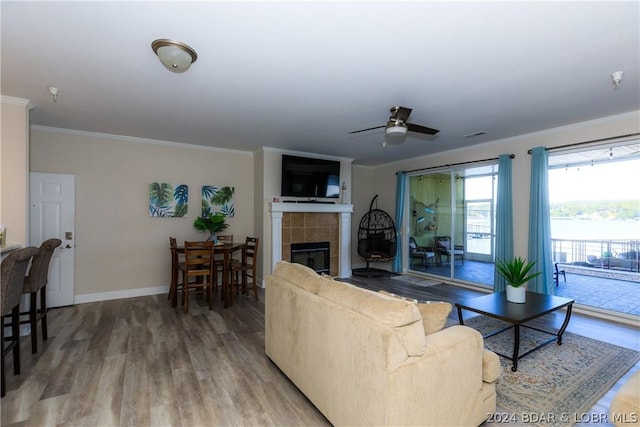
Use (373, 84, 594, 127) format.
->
(349, 106, 440, 137)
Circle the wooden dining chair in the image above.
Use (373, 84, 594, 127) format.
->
(213, 235, 233, 300)
(168, 237, 185, 306)
(179, 241, 215, 313)
(231, 237, 260, 303)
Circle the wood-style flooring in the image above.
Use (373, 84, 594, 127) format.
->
(1, 274, 638, 426)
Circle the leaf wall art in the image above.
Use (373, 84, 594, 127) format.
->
(149, 182, 188, 217)
(202, 185, 235, 218)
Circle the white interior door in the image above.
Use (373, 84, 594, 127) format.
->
(30, 172, 75, 307)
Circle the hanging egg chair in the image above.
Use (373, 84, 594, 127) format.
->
(352, 195, 397, 277)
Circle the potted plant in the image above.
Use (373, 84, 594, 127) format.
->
(193, 212, 229, 242)
(495, 256, 541, 303)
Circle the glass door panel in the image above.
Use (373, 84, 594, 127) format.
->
(409, 172, 451, 279)
(408, 164, 498, 287)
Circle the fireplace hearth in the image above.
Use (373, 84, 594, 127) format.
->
(291, 241, 330, 274)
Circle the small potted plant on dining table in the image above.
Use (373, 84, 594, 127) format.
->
(495, 256, 541, 303)
(193, 212, 229, 243)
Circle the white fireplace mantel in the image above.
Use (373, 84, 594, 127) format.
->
(270, 202, 353, 278)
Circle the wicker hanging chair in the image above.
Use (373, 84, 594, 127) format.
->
(352, 195, 397, 277)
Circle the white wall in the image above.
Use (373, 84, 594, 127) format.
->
(30, 127, 254, 300)
(361, 111, 639, 271)
(1, 97, 31, 246)
(350, 165, 375, 269)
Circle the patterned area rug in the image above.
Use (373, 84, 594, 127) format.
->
(464, 315, 640, 427)
(390, 274, 441, 287)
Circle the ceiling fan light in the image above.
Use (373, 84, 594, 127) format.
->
(386, 122, 408, 136)
(152, 39, 198, 73)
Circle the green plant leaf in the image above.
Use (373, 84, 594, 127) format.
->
(495, 257, 542, 287)
(193, 212, 229, 234)
(212, 186, 234, 205)
(149, 182, 174, 207)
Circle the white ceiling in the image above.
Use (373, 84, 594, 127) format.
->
(2, 1, 639, 166)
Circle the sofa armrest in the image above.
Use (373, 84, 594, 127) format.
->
(483, 349, 501, 383)
(387, 325, 497, 426)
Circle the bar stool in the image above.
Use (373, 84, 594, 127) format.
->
(22, 238, 61, 353)
(1, 246, 38, 397)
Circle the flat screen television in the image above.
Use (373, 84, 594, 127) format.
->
(281, 155, 340, 198)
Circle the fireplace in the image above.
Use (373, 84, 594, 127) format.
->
(270, 202, 353, 278)
(291, 241, 330, 274)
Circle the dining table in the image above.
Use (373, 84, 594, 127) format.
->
(171, 241, 246, 309)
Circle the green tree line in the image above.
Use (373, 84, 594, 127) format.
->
(550, 199, 640, 220)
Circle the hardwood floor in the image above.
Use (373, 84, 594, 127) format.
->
(1, 292, 329, 426)
(1, 275, 638, 426)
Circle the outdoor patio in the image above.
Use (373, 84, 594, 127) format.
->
(410, 260, 640, 316)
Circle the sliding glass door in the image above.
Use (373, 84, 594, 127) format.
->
(408, 163, 498, 287)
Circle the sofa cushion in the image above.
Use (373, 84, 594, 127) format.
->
(378, 290, 418, 303)
(319, 280, 426, 356)
(417, 301, 452, 335)
(378, 291, 451, 336)
(273, 260, 323, 294)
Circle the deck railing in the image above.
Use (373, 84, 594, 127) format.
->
(551, 238, 640, 272)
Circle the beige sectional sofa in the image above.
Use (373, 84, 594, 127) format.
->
(610, 370, 640, 427)
(265, 261, 501, 426)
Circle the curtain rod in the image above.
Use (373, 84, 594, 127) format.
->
(403, 154, 514, 175)
(527, 133, 640, 154)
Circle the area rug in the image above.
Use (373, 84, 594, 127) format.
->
(464, 315, 640, 427)
(390, 274, 441, 287)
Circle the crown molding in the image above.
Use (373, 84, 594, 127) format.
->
(1, 95, 34, 110)
(30, 125, 253, 155)
(262, 146, 353, 163)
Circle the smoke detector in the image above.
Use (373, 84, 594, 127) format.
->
(48, 86, 58, 102)
(611, 71, 623, 89)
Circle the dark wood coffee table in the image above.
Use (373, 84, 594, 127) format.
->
(455, 291, 574, 371)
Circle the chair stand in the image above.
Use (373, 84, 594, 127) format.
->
(25, 287, 48, 354)
(1, 306, 21, 397)
(352, 261, 392, 278)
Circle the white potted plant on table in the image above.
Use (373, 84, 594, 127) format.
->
(495, 256, 541, 303)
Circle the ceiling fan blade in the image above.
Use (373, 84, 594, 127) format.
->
(348, 124, 386, 134)
(407, 123, 440, 135)
(391, 106, 412, 122)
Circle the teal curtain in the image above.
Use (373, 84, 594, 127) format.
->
(494, 154, 514, 292)
(528, 147, 554, 294)
(393, 171, 406, 273)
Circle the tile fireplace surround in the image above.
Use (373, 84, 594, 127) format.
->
(270, 202, 353, 278)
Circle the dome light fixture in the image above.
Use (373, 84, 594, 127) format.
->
(151, 39, 198, 73)
(385, 121, 408, 136)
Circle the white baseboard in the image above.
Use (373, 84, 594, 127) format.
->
(74, 285, 170, 305)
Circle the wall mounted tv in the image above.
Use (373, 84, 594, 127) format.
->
(281, 155, 340, 198)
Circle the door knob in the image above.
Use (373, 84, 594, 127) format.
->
(65, 244, 72, 249)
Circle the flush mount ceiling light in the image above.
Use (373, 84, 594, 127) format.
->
(151, 39, 198, 73)
(385, 120, 408, 136)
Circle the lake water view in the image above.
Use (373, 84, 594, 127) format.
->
(551, 218, 640, 240)
(465, 219, 639, 257)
